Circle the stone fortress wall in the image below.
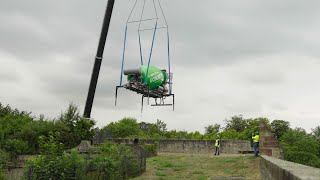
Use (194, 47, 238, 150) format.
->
(93, 138, 252, 154)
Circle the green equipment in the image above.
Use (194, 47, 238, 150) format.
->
(126, 66, 167, 90)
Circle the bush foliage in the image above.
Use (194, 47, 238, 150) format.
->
(143, 143, 158, 157)
(91, 142, 140, 179)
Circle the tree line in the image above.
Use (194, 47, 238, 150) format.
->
(0, 103, 95, 157)
(0, 103, 144, 179)
(100, 115, 320, 168)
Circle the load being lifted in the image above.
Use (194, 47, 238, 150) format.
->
(115, 0, 174, 112)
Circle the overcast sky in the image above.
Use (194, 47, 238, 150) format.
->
(1, 0, 320, 133)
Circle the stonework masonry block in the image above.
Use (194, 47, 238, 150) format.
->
(263, 142, 280, 148)
(259, 122, 284, 160)
(261, 148, 272, 156)
(263, 136, 275, 141)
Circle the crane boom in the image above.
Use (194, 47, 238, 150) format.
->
(83, 0, 115, 118)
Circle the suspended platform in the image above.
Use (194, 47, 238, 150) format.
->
(115, 68, 174, 111)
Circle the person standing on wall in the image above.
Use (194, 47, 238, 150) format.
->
(214, 135, 220, 155)
(252, 131, 260, 157)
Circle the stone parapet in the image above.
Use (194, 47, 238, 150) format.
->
(260, 155, 320, 180)
(93, 139, 252, 154)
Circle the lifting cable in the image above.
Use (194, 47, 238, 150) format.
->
(145, 0, 158, 84)
(119, 0, 138, 86)
(138, 0, 146, 66)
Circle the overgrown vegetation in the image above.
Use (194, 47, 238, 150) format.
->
(25, 131, 88, 179)
(0, 149, 10, 180)
(25, 136, 141, 179)
(0, 102, 96, 178)
(143, 143, 158, 157)
(90, 142, 140, 179)
(0, 103, 95, 156)
(280, 128, 320, 168)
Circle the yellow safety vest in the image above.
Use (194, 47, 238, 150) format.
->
(252, 135, 259, 143)
(215, 139, 220, 147)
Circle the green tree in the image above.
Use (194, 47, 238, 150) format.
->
(192, 131, 203, 140)
(74, 117, 96, 140)
(57, 103, 96, 147)
(107, 117, 141, 138)
(58, 103, 81, 130)
(0, 103, 34, 155)
(155, 119, 167, 132)
(203, 132, 217, 140)
(312, 126, 320, 141)
(219, 130, 240, 140)
(280, 128, 320, 168)
(271, 120, 290, 139)
(224, 115, 248, 132)
(139, 122, 161, 138)
(205, 123, 220, 134)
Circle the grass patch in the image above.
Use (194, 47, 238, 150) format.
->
(155, 166, 165, 171)
(197, 175, 209, 180)
(191, 170, 204, 175)
(159, 161, 174, 168)
(132, 153, 261, 180)
(155, 171, 166, 176)
(172, 166, 185, 171)
(223, 158, 238, 163)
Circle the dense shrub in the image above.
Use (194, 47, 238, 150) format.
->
(143, 143, 158, 157)
(0, 149, 10, 179)
(280, 128, 320, 168)
(26, 149, 86, 180)
(0, 170, 4, 180)
(284, 151, 320, 168)
(91, 142, 140, 179)
(2, 139, 29, 155)
(25, 133, 86, 180)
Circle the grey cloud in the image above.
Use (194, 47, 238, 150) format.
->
(165, 0, 320, 67)
(246, 72, 285, 85)
(2, 0, 320, 66)
(0, 71, 20, 83)
(1, 0, 320, 132)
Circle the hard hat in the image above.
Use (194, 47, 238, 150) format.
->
(255, 131, 259, 135)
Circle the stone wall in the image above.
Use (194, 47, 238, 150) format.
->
(260, 155, 320, 180)
(93, 139, 252, 154)
(259, 122, 284, 159)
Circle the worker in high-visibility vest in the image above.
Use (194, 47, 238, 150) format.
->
(252, 131, 260, 157)
(214, 135, 220, 155)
